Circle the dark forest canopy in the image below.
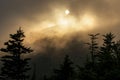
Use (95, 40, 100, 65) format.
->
(0, 28, 120, 80)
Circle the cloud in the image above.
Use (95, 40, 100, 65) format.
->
(1, 0, 120, 34)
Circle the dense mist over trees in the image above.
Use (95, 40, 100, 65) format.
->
(0, 28, 120, 80)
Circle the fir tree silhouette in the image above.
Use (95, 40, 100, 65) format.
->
(98, 33, 115, 71)
(77, 32, 120, 80)
(52, 55, 75, 80)
(86, 33, 99, 67)
(97, 33, 120, 80)
(0, 28, 33, 80)
(113, 40, 120, 66)
(77, 33, 99, 80)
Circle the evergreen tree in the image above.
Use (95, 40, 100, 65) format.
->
(113, 40, 120, 66)
(98, 33, 115, 70)
(77, 34, 99, 80)
(0, 28, 33, 80)
(94, 33, 116, 80)
(74, 33, 120, 80)
(52, 55, 75, 80)
(77, 66, 97, 80)
(86, 33, 99, 66)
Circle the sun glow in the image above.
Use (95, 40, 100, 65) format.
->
(56, 9, 74, 27)
(59, 18, 69, 26)
(65, 9, 70, 15)
(81, 15, 95, 26)
(56, 10, 96, 31)
(29, 10, 96, 32)
(35, 10, 95, 32)
(26, 9, 97, 44)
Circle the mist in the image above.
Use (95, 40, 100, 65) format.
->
(1, 0, 120, 80)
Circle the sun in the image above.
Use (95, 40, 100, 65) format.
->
(56, 10, 96, 31)
(65, 9, 70, 15)
(57, 9, 71, 27)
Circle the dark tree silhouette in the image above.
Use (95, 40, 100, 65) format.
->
(77, 34, 99, 80)
(86, 33, 99, 66)
(0, 28, 33, 80)
(79, 32, 120, 80)
(43, 32, 120, 80)
(97, 33, 120, 80)
(51, 55, 75, 80)
(77, 66, 97, 80)
(98, 33, 115, 71)
(113, 40, 120, 66)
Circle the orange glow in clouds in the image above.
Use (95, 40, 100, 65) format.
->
(26, 9, 97, 44)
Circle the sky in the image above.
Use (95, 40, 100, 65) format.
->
(1, 0, 120, 41)
(1, 0, 120, 79)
